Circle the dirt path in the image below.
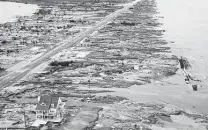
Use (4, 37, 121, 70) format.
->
(0, 0, 141, 88)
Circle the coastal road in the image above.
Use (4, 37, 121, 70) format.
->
(0, 0, 140, 88)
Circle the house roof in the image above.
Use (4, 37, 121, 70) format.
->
(35, 95, 59, 111)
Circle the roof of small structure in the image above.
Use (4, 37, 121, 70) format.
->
(35, 95, 59, 111)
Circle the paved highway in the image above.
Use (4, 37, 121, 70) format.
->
(0, 0, 140, 88)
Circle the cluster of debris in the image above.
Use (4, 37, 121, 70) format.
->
(178, 56, 203, 91)
(93, 100, 208, 130)
(0, 0, 132, 73)
(1, 0, 207, 129)
(18, 0, 178, 90)
(0, 0, 179, 129)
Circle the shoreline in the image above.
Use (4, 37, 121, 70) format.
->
(0, 0, 208, 129)
(96, 69, 208, 114)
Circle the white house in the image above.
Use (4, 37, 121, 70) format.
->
(35, 94, 64, 120)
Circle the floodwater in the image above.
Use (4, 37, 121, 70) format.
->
(156, 0, 208, 113)
(105, 0, 208, 114)
(0, 1, 39, 23)
(0, 0, 207, 115)
(157, 0, 208, 82)
(155, 0, 208, 113)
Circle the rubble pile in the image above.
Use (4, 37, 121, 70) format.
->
(93, 101, 208, 130)
(0, 103, 36, 127)
(1, 0, 180, 107)
(0, 0, 132, 72)
(19, 0, 178, 90)
(1, 0, 206, 129)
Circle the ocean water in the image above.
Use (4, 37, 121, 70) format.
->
(0, 1, 39, 23)
(101, 0, 208, 114)
(0, 0, 207, 115)
(156, 0, 208, 84)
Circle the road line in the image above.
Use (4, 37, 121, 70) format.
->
(0, 0, 140, 88)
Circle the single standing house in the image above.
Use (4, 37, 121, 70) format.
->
(35, 94, 64, 120)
